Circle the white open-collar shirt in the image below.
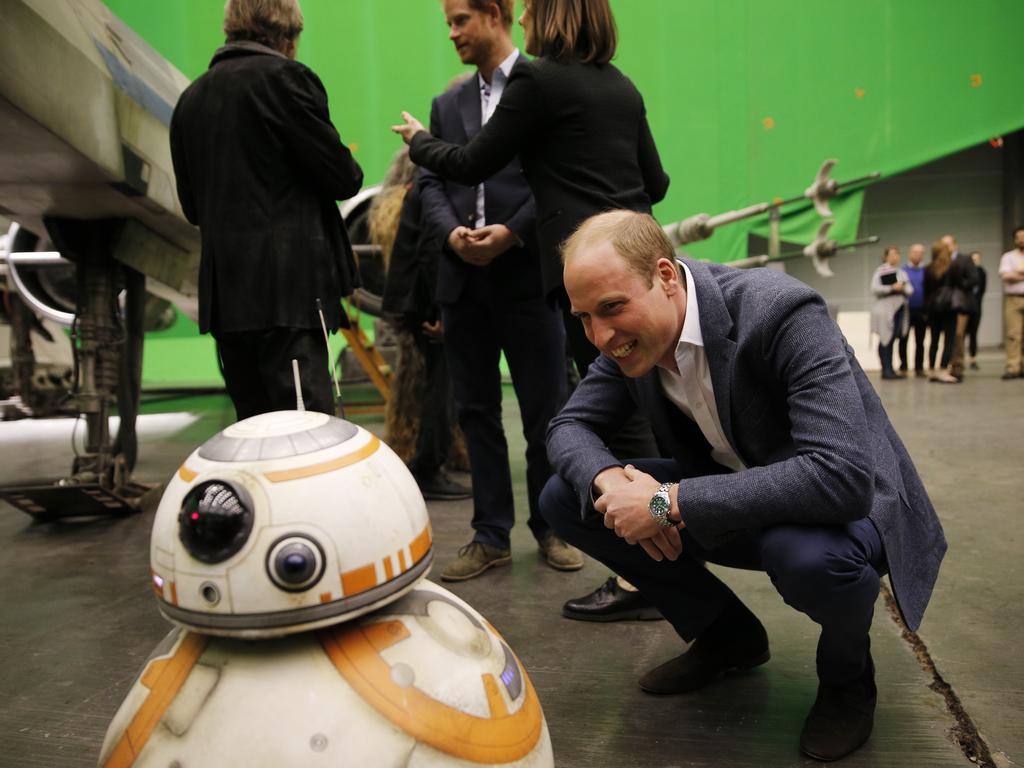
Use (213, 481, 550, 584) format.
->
(657, 262, 746, 473)
(474, 48, 519, 228)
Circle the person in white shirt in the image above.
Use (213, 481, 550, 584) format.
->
(998, 226, 1024, 379)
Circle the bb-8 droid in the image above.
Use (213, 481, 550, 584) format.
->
(98, 411, 554, 767)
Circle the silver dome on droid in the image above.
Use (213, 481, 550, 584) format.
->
(149, 410, 432, 638)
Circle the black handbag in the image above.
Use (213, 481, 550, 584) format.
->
(932, 285, 954, 314)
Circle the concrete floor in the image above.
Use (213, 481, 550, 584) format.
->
(0, 350, 1019, 767)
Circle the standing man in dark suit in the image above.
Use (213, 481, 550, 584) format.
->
(941, 234, 979, 380)
(419, 0, 580, 581)
(541, 211, 947, 761)
(170, 0, 362, 420)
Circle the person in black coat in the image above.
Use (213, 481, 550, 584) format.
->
(170, 0, 363, 419)
(966, 251, 987, 369)
(393, 0, 669, 376)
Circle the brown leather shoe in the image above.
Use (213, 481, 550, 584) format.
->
(440, 541, 511, 581)
(537, 534, 584, 571)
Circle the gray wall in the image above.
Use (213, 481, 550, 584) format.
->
(778, 142, 1009, 348)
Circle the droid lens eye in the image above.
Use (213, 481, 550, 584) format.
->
(267, 536, 325, 592)
(278, 545, 316, 584)
(178, 481, 254, 564)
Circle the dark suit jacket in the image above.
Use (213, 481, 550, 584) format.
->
(380, 181, 442, 328)
(546, 260, 946, 631)
(170, 42, 363, 334)
(411, 57, 670, 298)
(418, 55, 541, 305)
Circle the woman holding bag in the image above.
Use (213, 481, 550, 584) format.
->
(870, 246, 912, 380)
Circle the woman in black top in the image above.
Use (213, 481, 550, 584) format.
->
(394, 0, 669, 375)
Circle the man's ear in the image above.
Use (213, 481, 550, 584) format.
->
(656, 257, 679, 293)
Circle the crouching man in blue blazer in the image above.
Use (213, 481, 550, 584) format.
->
(541, 210, 946, 762)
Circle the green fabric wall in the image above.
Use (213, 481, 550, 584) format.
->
(104, 0, 1024, 264)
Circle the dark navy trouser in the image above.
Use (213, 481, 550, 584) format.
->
(540, 458, 888, 685)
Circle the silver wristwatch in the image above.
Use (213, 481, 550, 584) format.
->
(648, 482, 674, 527)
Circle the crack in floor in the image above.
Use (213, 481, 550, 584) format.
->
(882, 582, 996, 767)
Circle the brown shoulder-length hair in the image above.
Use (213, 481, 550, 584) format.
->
(927, 239, 951, 281)
(224, 0, 304, 56)
(525, 0, 617, 65)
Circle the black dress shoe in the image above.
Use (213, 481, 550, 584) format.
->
(639, 601, 769, 694)
(800, 654, 877, 761)
(416, 472, 472, 501)
(562, 577, 663, 622)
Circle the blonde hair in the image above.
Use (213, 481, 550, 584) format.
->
(224, 0, 303, 55)
(368, 148, 417, 271)
(561, 210, 676, 288)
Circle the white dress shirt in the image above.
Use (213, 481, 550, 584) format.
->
(657, 262, 746, 472)
(474, 48, 519, 228)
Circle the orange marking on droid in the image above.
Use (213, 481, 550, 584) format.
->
(102, 632, 207, 767)
(169, 581, 178, 606)
(319, 621, 543, 762)
(409, 524, 431, 564)
(178, 465, 197, 482)
(341, 563, 377, 596)
(383, 557, 394, 581)
(397, 549, 408, 572)
(363, 619, 411, 653)
(262, 435, 380, 483)
(482, 673, 510, 718)
(319, 591, 333, 603)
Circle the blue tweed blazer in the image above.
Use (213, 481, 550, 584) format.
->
(547, 259, 946, 631)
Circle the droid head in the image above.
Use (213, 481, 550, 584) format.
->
(149, 411, 432, 639)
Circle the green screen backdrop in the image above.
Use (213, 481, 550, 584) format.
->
(100, 0, 1024, 384)
(104, 0, 1024, 263)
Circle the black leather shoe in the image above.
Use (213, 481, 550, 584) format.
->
(800, 654, 877, 761)
(416, 472, 472, 501)
(639, 602, 769, 694)
(562, 577, 663, 622)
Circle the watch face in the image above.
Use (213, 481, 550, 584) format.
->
(649, 492, 671, 525)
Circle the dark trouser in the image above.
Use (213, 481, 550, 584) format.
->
(878, 307, 904, 376)
(215, 328, 333, 421)
(442, 289, 568, 549)
(899, 307, 927, 372)
(928, 311, 956, 370)
(540, 458, 887, 685)
(407, 327, 454, 481)
(966, 308, 982, 359)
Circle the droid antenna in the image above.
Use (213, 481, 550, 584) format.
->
(315, 298, 344, 417)
(291, 359, 306, 411)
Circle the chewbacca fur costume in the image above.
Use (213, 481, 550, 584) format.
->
(370, 150, 467, 470)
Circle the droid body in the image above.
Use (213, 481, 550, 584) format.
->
(99, 581, 552, 767)
(101, 412, 554, 766)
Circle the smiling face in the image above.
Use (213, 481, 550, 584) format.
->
(444, 0, 499, 67)
(565, 241, 686, 377)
